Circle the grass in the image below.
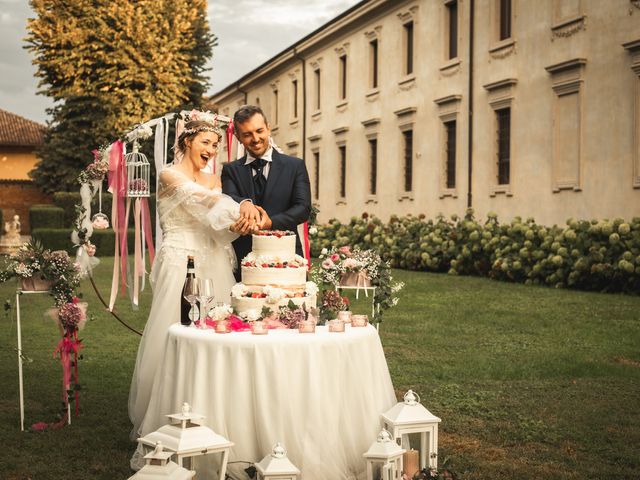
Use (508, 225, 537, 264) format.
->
(1, 257, 639, 479)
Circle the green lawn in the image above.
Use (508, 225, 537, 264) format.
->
(1, 257, 639, 479)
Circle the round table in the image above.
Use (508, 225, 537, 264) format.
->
(137, 323, 397, 480)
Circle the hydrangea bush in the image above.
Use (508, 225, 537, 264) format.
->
(310, 210, 640, 294)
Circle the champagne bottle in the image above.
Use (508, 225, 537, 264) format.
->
(181, 256, 198, 326)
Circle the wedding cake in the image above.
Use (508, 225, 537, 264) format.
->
(231, 230, 318, 316)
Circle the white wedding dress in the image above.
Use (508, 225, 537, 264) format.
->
(128, 167, 239, 447)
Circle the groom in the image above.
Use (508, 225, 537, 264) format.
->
(222, 105, 312, 277)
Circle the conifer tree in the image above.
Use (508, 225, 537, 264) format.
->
(26, 0, 216, 193)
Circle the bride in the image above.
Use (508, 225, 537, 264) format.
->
(128, 115, 257, 443)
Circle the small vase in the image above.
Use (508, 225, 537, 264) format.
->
(351, 314, 369, 327)
(328, 318, 345, 333)
(20, 276, 52, 292)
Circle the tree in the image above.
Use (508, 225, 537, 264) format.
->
(26, 0, 216, 193)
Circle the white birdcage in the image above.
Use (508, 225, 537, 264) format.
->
(126, 140, 151, 197)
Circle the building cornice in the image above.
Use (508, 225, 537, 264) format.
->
(208, 0, 414, 103)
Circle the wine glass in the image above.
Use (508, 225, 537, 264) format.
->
(197, 278, 215, 328)
(183, 276, 200, 326)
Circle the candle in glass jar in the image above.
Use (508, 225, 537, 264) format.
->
(337, 310, 352, 323)
(328, 318, 345, 332)
(215, 319, 230, 334)
(402, 449, 419, 478)
(251, 320, 268, 335)
(298, 320, 316, 333)
(351, 314, 368, 327)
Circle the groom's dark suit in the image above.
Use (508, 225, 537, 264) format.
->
(221, 149, 312, 276)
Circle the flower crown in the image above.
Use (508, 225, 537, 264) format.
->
(181, 109, 226, 137)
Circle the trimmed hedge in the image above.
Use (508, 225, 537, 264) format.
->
(52, 191, 156, 231)
(32, 228, 137, 256)
(311, 210, 640, 294)
(29, 205, 65, 229)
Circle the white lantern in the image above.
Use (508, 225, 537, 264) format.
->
(138, 403, 234, 479)
(125, 140, 151, 197)
(381, 390, 441, 470)
(255, 442, 301, 480)
(128, 442, 195, 480)
(363, 430, 405, 480)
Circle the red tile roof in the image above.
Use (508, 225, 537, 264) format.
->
(0, 109, 46, 147)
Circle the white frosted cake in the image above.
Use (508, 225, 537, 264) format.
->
(231, 231, 318, 316)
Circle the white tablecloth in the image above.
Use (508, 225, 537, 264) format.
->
(138, 324, 397, 480)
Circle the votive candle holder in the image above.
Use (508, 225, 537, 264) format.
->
(215, 319, 230, 334)
(328, 318, 345, 333)
(298, 319, 316, 333)
(337, 310, 352, 323)
(351, 314, 369, 327)
(251, 320, 268, 335)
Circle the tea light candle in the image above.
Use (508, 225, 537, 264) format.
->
(403, 449, 419, 478)
(351, 314, 368, 327)
(251, 320, 268, 335)
(215, 319, 230, 334)
(298, 320, 316, 333)
(337, 310, 352, 323)
(328, 319, 345, 332)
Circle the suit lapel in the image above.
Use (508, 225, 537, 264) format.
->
(263, 150, 283, 203)
(238, 156, 256, 200)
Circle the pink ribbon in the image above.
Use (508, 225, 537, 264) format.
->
(54, 333, 83, 417)
(140, 198, 155, 265)
(303, 221, 311, 271)
(107, 141, 127, 310)
(226, 120, 234, 167)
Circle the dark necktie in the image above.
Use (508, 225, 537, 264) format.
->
(250, 158, 267, 204)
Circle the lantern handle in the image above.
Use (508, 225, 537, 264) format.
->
(403, 390, 420, 405)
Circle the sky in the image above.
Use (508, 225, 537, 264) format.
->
(0, 0, 361, 125)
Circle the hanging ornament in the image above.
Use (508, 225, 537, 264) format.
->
(91, 181, 110, 229)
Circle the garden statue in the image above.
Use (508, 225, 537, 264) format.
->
(0, 214, 24, 255)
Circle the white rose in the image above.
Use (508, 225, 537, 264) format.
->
(305, 281, 319, 296)
(231, 283, 248, 298)
(321, 248, 328, 256)
(212, 304, 232, 321)
(264, 286, 284, 304)
(242, 309, 260, 322)
(309, 226, 318, 235)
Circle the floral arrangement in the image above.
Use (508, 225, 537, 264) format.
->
(0, 241, 86, 428)
(319, 289, 349, 323)
(0, 241, 81, 306)
(314, 245, 404, 322)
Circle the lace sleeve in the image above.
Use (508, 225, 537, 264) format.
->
(158, 169, 240, 243)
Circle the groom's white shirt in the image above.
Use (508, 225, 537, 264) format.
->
(245, 146, 274, 179)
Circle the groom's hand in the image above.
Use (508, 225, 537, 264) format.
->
(255, 206, 272, 231)
(239, 200, 260, 224)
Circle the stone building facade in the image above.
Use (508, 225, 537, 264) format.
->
(207, 0, 640, 226)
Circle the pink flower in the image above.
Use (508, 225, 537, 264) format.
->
(339, 246, 351, 255)
(322, 258, 335, 269)
(330, 253, 340, 262)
